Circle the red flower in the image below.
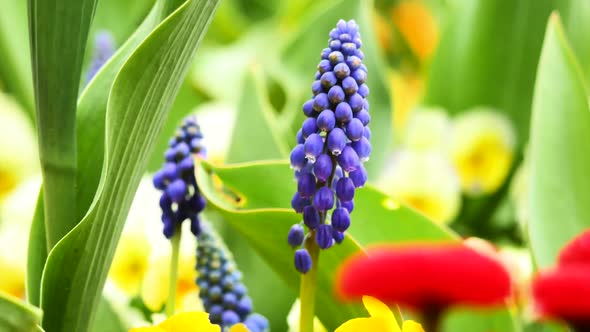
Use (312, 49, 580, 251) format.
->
(533, 266, 590, 326)
(336, 243, 511, 309)
(558, 228, 590, 267)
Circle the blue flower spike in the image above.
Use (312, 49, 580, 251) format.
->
(287, 19, 371, 273)
(197, 223, 270, 332)
(153, 115, 206, 238)
(85, 31, 116, 83)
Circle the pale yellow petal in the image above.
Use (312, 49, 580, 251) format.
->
(402, 320, 425, 332)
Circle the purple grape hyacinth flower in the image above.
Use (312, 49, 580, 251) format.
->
(153, 115, 206, 238)
(287, 19, 371, 273)
(85, 31, 115, 84)
(197, 222, 270, 331)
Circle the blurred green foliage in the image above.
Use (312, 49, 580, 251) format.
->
(1, 0, 590, 330)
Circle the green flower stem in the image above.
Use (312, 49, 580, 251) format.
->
(166, 226, 182, 317)
(299, 233, 320, 332)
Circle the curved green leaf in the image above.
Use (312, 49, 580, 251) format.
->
(195, 160, 456, 330)
(27, 0, 167, 307)
(28, 0, 99, 247)
(281, 0, 394, 177)
(0, 292, 42, 332)
(226, 67, 289, 163)
(38, 1, 219, 331)
(25, 190, 45, 307)
(196, 160, 518, 331)
(528, 14, 590, 267)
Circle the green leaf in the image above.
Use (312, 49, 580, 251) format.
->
(443, 307, 519, 332)
(0, 292, 42, 332)
(28, 0, 99, 248)
(38, 1, 219, 331)
(424, 0, 555, 143)
(196, 160, 518, 331)
(555, 0, 590, 81)
(26, 0, 165, 309)
(195, 160, 455, 330)
(0, 0, 34, 117)
(26, 190, 46, 307)
(528, 13, 590, 267)
(90, 298, 126, 332)
(226, 67, 289, 163)
(281, 0, 394, 177)
(76, 0, 167, 222)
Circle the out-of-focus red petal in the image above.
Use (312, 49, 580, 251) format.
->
(558, 228, 590, 267)
(336, 243, 511, 309)
(533, 266, 590, 323)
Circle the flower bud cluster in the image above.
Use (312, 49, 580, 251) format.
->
(153, 115, 206, 238)
(196, 223, 269, 332)
(288, 19, 371, 274)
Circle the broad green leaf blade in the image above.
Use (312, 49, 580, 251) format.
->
(39, 1, 219, 331)
(28, 0, 99, 247)
(0, 292, 42, 332)
(196, 161, 366, 330)
(195, 160, 456, 330)
(0, 0, 34, 117)
(25, 190, 46, 307)
(424, 0, 554, 143)
(196, 160, 517, 331)
(76, 0, 166, 222)
(281, 0, 394, 177)
(27, 0, 165, 308)
(226, 67, 289, 163)
(528, 14, 590, 267)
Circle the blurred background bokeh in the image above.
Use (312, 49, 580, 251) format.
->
(1, 0, 589, 331)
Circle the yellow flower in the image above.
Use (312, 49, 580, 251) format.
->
(402, 108, 451, 151)
(109, 177, 201, 311)
(379, 150, 460, 224)
(141, 249, 200, 312)
(391, 0, 439, 62)
(130, 312, 249, 332)
(0, 224, 28, 299)
(0, 93, 38, 198)
(335, 296, 424, 332)
(450, 108, 516, 196)
(110, 231, 151, 295)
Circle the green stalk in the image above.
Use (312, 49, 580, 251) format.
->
(166, 227, 182, 317)
(28, 0, 98, 248)
(299, 233, 320, 332)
